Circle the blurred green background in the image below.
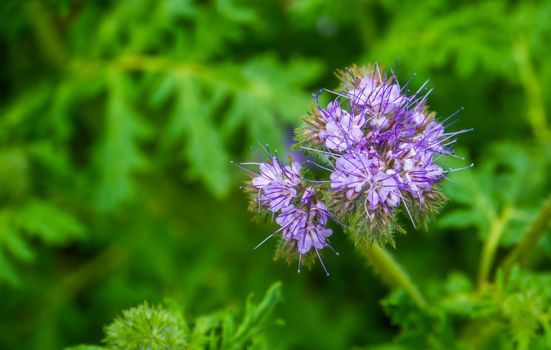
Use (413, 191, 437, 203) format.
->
(1, 0, 551, 349)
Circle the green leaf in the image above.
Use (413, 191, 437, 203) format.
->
(16, 200, 85, 244)
(382, 289, 451, 348)
(229, 282, 283, 348)
(171, 76, 230, 198)
(0, 148, 30, 200)
(0, 87, 51, 141)
(0, 202, 82, 286)
(439, 144, 548, 246)
(222, 313, 235, 348)
(437, 209, 480, 229)
(188, 314, 224, 349)
(3, 222, 34, 263)
(95, 69, 152, 211)
(0, 248, 20, 286)
(27, 141, 73, 176)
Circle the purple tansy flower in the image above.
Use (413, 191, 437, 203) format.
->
(348, 70, 407, 116)
(410, 110, 429, 127)
(329, 148, 402, 234)
(275, 206, 308, 240)
(275, 202, 332, 254)
(271, 190, 336, 275)
(318, 100, 366, 152)
(237, 153, 337, 275)
(239, 63, 471, 271)
(401, 163, 444, 201)
(364, 170, 401, 212)
(330, 150, 374, 201)
(249, 157, 301, 212)
(295, 63, 472, 244)
(296, 224, 332, 256)
(309, 198, 331, 225)
(274, 195, 335, 274)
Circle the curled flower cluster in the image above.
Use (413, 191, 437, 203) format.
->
(237, 155, 337, 274)
(238, 64, 470, 274)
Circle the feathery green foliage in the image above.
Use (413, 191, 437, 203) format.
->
(1, 0, 551, 349)
(67, 282, 282, 350)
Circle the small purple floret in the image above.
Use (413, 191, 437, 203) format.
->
(250, 157, 301, 212)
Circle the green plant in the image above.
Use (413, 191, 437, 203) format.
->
(66, 282, 282, 350)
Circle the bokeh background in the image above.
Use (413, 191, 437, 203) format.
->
(1, 0, 551, 349)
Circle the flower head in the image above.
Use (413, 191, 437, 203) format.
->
(297, 64, 471, 244)
(238, 63, 471, 273)
(238, 154, 337, 275)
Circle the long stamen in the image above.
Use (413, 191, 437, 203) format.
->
(445, 163, 475, 173)
(315, 247, 330, 276)
(253, 209, 303, 250)
(397, 192, 417, 229)
(323, 88, 348, 99)
(230, 161, 258, 175)
(299, 146, 337, 157)
(326, 243, 340, 256)
(306, 159, 334, 172)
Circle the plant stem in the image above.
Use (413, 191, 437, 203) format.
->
(502, 193, 551, 275)
(358, 241, 427, 309)
(477, 205, 512, 289)
(513, 35, 549, 141)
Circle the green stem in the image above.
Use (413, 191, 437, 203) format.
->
(513, 35, 548, 141)
(478, 205, 512, 289)
(359, 241, 427, 309)
(460, 319, 505, 350)
(502, 193, 551, 275)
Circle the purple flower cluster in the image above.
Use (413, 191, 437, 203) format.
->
(239, 155, 336, 274)
(300, 64, 470, 242)
(238, 64, 469, 273)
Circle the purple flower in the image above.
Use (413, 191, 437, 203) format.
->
(365, 171, 401, 211)
(297, 64, 470, 243)
(276, 206, 307, 240)
(240, 154, 337, 275)
(250, 157, 301, 212)
(348, 74, 407, 115)
(318, 100, 366, 152)
(274, 197, 335, 274)
(401, 162, 444, 200)
(296, 224, 333, 255)
(275, 203, 332, 253)
(330, 149, 401, 221)
(330, 150, 374, 201)
(239, 63, 471, 271)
